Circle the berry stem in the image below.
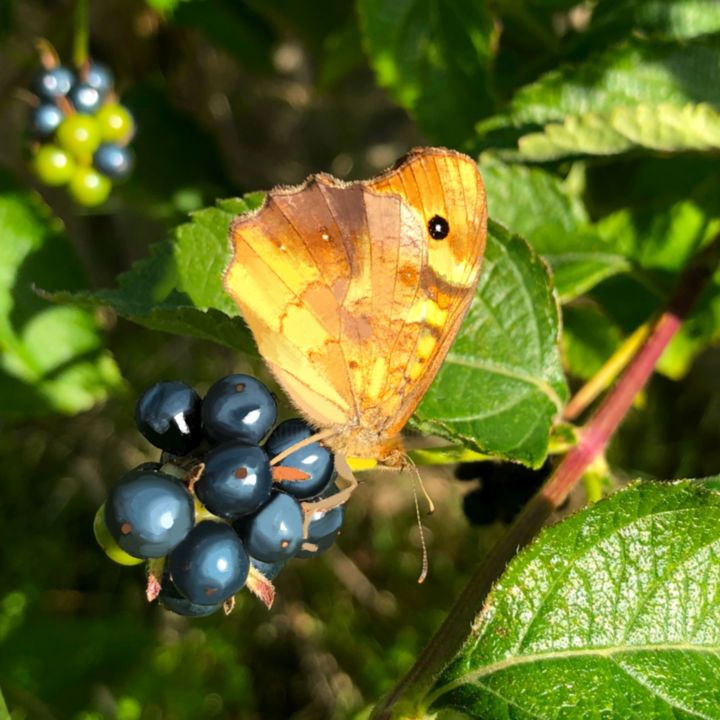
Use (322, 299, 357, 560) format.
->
(73, 0, 90, 72)
(371, 234, 720, 720)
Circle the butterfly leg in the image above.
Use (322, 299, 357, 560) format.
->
(300, 455, 358, 538)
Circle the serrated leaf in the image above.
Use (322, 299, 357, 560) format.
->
(516, 102, 720, 161)
(414, 220, 568, 468)
(0, 179, 121, 419)
(478, 36, 720, 159)
(429, 481, 720, 719)
(358, 0, 496, 146)
(482, 158, 630, 299)
(53, 195, 265, 354)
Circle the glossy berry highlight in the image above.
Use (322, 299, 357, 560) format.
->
(104, 467, 195, 559)
(236, 492, 304, 562)
(134, 381, 203, 455)
(195, 442, 272, 519)
(169, 521, 250, 605)
(265, 418, 334, 499)
(202, 374, 277, 445)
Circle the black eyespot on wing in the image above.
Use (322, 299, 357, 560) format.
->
(428, 215, 449, 240)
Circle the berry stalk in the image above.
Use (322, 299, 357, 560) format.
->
(372, 233, 720, 720)
(73, 0, 90, 71)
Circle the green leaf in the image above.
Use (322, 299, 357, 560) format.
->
(482, 158, 630, 299)
(0, 178, 121, 419)
(429, 481, 720, 719)
(479, 36, 720, 159)
(593, 0, 720, 43)
(53, 196, 264, 354)
(516, 101, 720, 161)
(358, 0, 497, 146)
(414, 220, 568, 468)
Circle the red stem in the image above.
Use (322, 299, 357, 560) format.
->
(372, 236, 720, 720)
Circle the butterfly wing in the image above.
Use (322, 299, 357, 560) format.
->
(224, 147, 487, 450)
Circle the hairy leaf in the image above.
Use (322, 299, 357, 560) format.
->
(430, 481, 720, 719)
(482, 158, 630, 299)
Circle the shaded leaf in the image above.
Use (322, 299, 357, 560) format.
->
(414, 220, 568, 468)
(0, 178, 121, 420)
(358, 0, 496, 146)
(482, 158, 630, 299)
(430, 481, 720, 719)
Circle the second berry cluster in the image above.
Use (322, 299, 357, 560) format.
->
(30, 59, 134, 206)
(94, 374, 345, 617)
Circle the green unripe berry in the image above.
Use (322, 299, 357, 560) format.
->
(57, 115, 102, 157)
(93, 504, 143, 566)
(96, 103, 134, 143)
(33, 144, 76, 185)
(69, 167, 112, 206)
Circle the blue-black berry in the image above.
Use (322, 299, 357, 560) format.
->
(31, 104, 64, 138)
(296, 499, 344, 558)
(265, 419, 334, 499)
(32, 66, 74, 100)
(236, 492, 304, 562)
(68, 82, 104, 114)
(169, 520, 250, 605)
(105, 466, 195, 559)
(135, 381, 203, 456)
(195, 441, 272, 519)
(93, 143, 133, 180)
(202, 374, 277, 445)
(85, 61, 114, 94)
(158, 571, 223, 617)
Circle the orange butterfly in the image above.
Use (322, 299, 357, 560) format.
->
(224, 147, 487, 477)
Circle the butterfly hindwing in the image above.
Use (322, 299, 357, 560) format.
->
(225, 147, 487, 460)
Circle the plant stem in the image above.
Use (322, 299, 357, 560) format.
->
(72, 0, 90, 70)
(371, 235, 720, 720)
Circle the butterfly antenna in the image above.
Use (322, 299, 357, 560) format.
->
(406, 455, 431, 584)
(269, 428, 338, 466)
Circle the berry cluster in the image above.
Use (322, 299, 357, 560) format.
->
(30, 60, 134, 206)
(94, 374, 346, 617)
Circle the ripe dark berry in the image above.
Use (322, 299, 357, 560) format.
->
(265, 419, 334, 499)
(31, 104, 64, 138)
(104, 467, 194, 559)
(32, 66, 74, 100)
(195, 442, 272, 519)
(85, 61, 114, 94)
(202, 374, 277, 445)
(93, 143, 133, 180)
(158, 580, 223, 617)
(158, 568, 222, 617)
(68, 82, 104, 114)
(236, 492, 304, 562)
(135, 381, 203, 455)
(169, 521, 250, 605)
(296, 503, 344, 558)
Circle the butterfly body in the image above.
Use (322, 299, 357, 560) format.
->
(225, 147, 487, 469)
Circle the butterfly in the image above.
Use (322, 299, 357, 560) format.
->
(224, 147, 487, 476)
